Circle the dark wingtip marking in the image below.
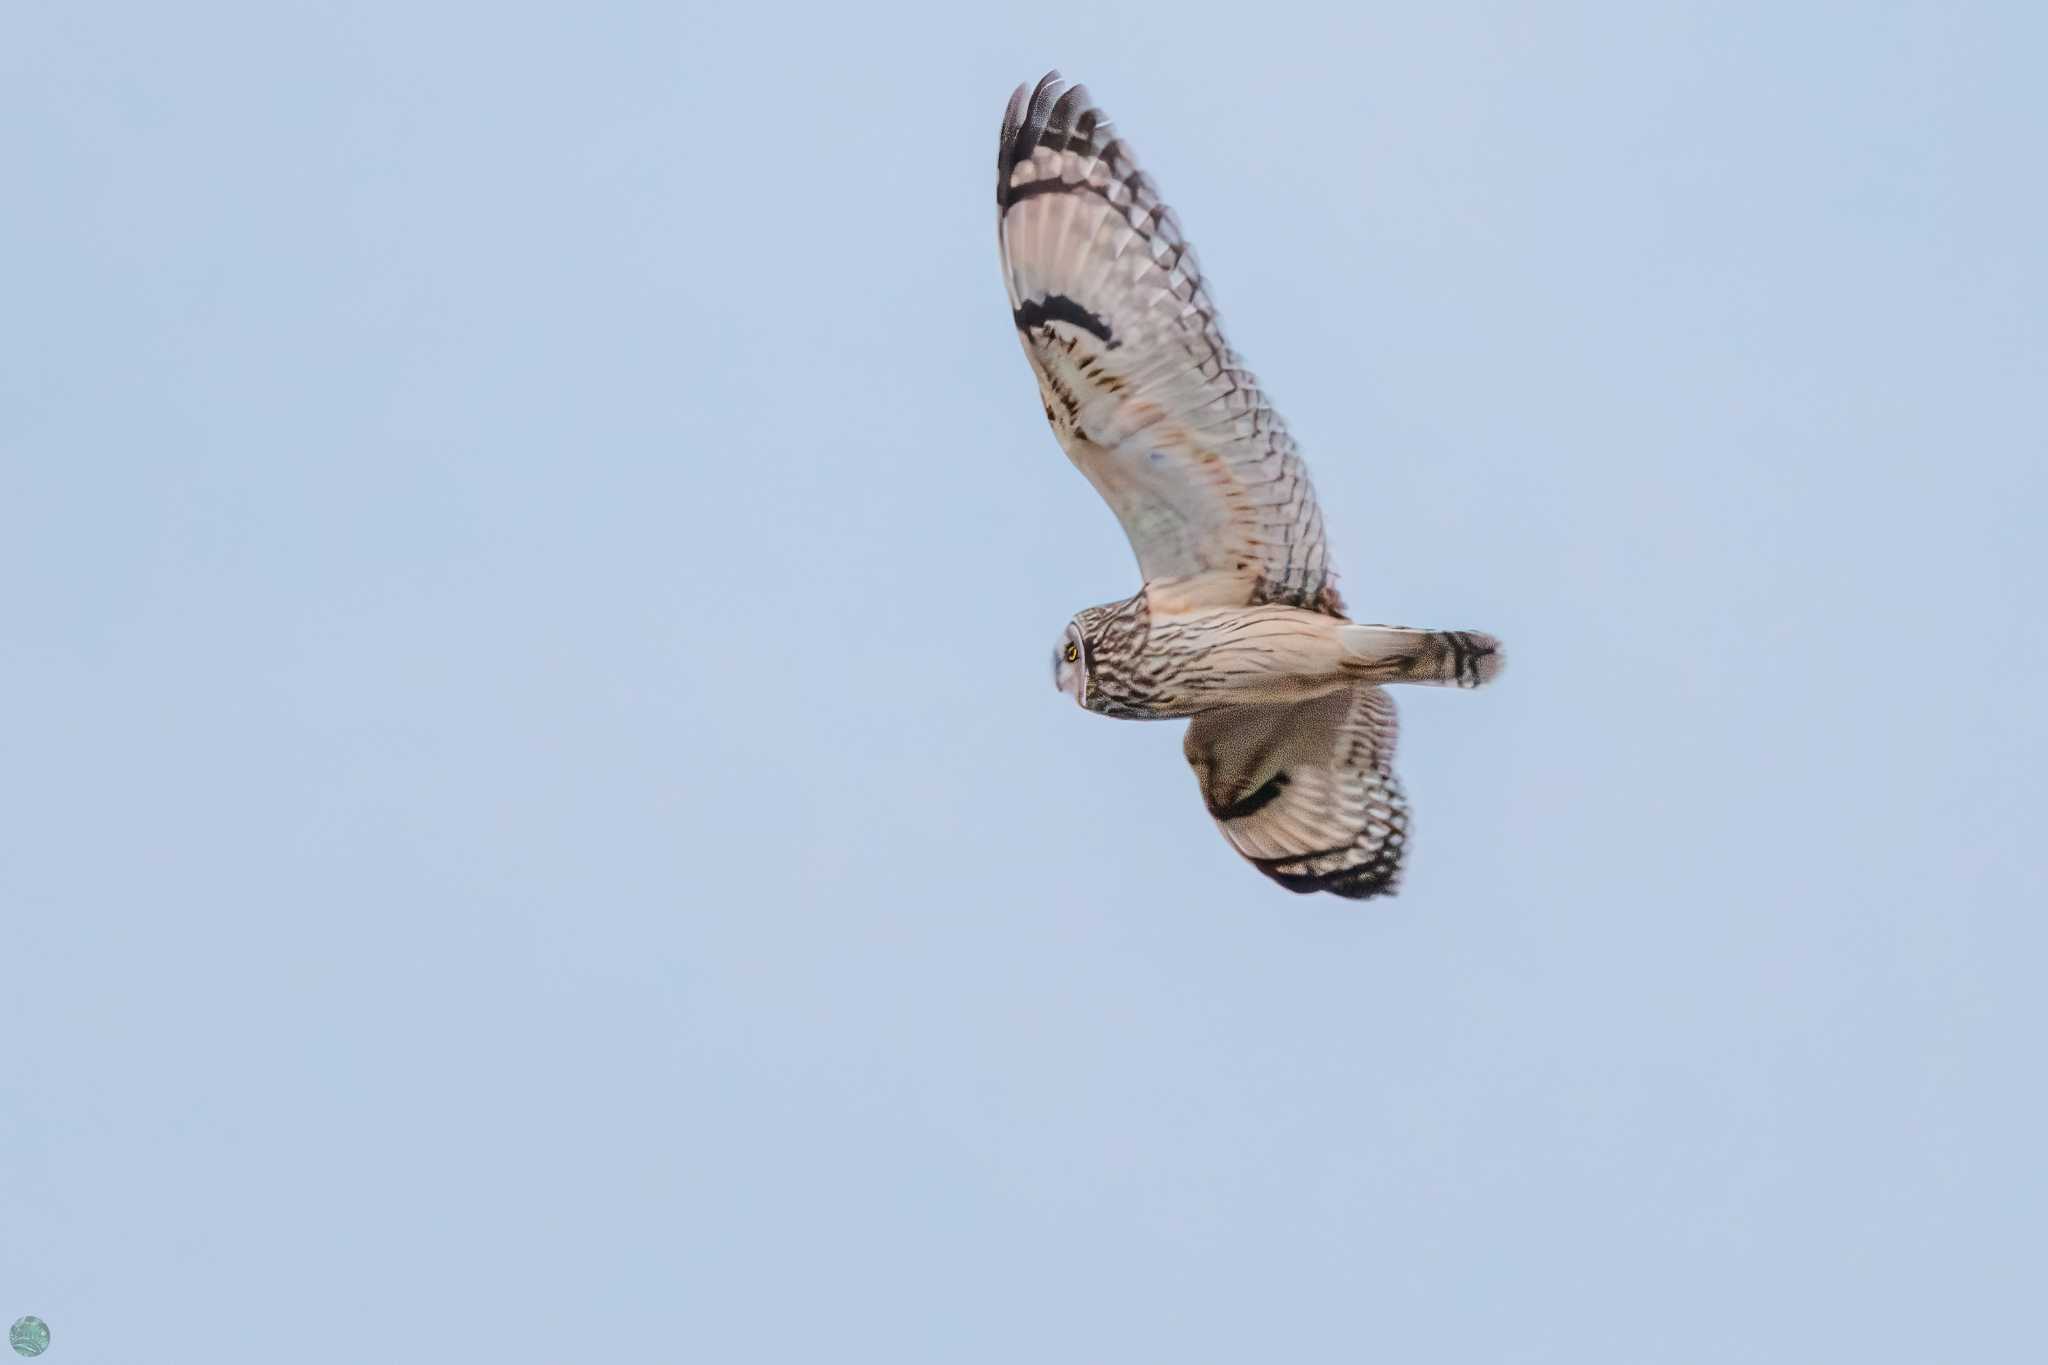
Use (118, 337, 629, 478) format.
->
(998, 71, 1073, 206)
(1047, 81, 1094, 154)
(1249, 834, 1407, 900)
(1211, 772, 1289, 822)
(1268, 865, 1403, 900)
(1014, 293, 1117, 348)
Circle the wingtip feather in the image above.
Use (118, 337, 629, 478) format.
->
(999, 70, 1104, 207)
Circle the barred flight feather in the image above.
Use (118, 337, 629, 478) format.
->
(997, 71, 1342, 617)
(1184, 685, 1409, 900)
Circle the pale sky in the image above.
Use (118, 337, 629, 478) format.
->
(4, 3, 2043, 1361)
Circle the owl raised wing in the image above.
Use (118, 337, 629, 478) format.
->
(997, 72, 1342, 617)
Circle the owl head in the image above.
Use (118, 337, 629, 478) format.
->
(1051, 620, 1089, 705)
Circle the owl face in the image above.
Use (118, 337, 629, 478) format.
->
(1052, 620, 1089, 705)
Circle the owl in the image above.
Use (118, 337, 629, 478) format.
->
(999, 72, 1503, 899)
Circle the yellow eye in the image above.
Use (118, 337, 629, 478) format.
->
(1064, 642, 1079, 663)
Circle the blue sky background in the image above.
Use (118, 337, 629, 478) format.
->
(4, 2, 2043, 1360)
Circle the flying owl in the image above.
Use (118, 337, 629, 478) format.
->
(998, 71, 1503, 899)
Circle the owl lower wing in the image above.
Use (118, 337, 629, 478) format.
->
(997, 72, 1340, 615)
(1183, 684, 1409, 899)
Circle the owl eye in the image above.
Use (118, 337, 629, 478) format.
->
(1064, 642, 1079, 663)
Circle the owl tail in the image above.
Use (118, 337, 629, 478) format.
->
(1338, 626, 1504, 689)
